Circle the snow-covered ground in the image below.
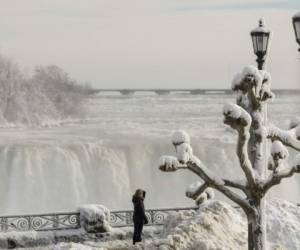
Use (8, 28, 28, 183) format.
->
(2, 198, 298, 250)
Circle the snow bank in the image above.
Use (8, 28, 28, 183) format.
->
(156, 200, 247, 250)
(78, 205, 111, 233)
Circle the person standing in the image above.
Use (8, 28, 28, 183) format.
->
(132, 189, 148, 245)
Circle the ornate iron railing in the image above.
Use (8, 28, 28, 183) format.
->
(0, 206, 197, 232)
(0, 212, 80, 232)
(110, 206, 198, 227)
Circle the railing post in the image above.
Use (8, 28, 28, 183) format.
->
(27, 216, 32, 230)
(126, 211, 133, 226)
(53, 214, 59, 229)
(0, 217, 8, 232)
(149, 210, 154, 224)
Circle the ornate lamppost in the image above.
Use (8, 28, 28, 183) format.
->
(250, 19, 271, 70)
(250, 21, 272, 244)
(292, 12, 300, 51)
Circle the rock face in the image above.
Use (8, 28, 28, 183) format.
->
(78, 205, 111, 233)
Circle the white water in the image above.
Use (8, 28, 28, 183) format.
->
(0, 93, 299, 215)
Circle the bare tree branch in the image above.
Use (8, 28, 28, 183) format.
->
(158, 155, 186, 172)
(186, 157, 252, 212)
(222, 178, 250, 194)
(263, 160, 300, 194)
(237, 130, 257, 188)
(186, 182, 209, 200)
(266, 125, 300, 151)
(223, 103, 256, 188)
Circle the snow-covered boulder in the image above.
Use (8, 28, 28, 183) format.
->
(78, 205, 111, 233)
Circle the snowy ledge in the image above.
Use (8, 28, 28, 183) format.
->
(0, 199, 299, 249)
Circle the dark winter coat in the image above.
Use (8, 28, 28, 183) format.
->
(132, 196, 148, 224)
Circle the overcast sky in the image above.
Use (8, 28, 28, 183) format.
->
(0, 0, 300, 89)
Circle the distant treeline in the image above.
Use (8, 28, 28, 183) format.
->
(0, 53, 92, 126)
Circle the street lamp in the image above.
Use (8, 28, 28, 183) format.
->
(292, 12, 300, 51)
(250, 19, 271, 70)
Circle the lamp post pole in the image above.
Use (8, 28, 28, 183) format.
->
(250, 18, 271, 175)
(292, 12, 300, 51)
(250, 19, 272, 248)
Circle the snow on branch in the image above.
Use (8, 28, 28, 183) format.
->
(186, 181, 208, 200)
(186, 159, 252, 211)
(271, 140, 289, 160)
(267, 123, 300, 152)
(263, 154, 300, 193)
(231, 66, 274, 103)
(223, 103, 252, 129)
(223, 103, 256, 188)
(158, 130, 252, 212)
(268, 141, 289, 173)
(186, 181, 215, 205)
(172, 130, 190, 146)
(158, 155, 186, 172)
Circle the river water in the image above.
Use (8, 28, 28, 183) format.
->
(0, 93, 299, 215)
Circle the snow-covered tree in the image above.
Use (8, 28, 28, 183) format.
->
(158, 65, 300, 250)
(0, 53, 92, 125)
(31, 65, 89, 117)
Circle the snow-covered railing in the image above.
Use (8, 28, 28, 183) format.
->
(0, 207, 198, 232)
(0, 212, 80, 232)
(110, 206, 198, 227)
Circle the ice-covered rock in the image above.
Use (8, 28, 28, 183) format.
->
(78, 205, 111, 233)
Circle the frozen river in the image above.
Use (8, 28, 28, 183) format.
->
(0, 93, 299, 215)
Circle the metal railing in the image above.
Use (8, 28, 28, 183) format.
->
(0, 207, 197, 232)
(0, 212, 80, 232)
(110, 206, 197, 227)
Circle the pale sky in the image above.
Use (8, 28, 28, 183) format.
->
(0, 0, 300, 89)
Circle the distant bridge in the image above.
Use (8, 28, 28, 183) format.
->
(90, 89, 300, 96)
